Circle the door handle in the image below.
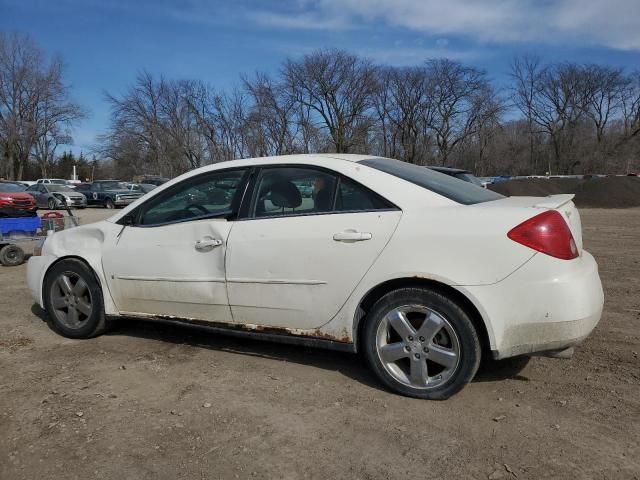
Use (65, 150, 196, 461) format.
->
(333, 230, 372, 242)
(195, 237, 223, 250)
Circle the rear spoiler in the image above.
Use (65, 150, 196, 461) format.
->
(533, 194, 575, 209)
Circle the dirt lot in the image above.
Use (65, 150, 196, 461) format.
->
(1, 207, 639, 479)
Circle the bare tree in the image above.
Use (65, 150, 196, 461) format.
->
(31, 59, 85, 176)
(283, 49, 377, 153)
(425, 59, 499, 166)
(373, 66, 434, 163)
(620, 71, 640, 140)
(98, 50, 640, 179)
(510, 54, 543, 172)
(583, 65, 627, 144)
(521, 63, 593, 173)
(243, 72, 299, 157)
(0, 32, 83, 180)
(104, 72, 226, 177)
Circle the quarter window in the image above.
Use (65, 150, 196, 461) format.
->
(335, 176, 394, 212)
(138, 169, 247, 226)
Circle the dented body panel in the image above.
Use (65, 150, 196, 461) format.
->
(102, 219, 233, 323)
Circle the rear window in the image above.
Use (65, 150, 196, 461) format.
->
(360, 158, 503, 205)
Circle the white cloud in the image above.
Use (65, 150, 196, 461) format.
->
(245, 0, 640, 51)
(247, 10, 352, 30)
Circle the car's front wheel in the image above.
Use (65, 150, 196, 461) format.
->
(43, 259, 108, 338)
(104, 198, 115, 209)
(363, 287, 481, 400)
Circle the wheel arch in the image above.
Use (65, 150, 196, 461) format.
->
(42, 255, 106, 306)
(352, 277, 493, 357)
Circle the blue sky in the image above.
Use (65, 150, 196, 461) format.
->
(2, 0, 639, 156)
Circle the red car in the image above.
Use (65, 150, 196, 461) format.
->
(0, 182, 38, 217)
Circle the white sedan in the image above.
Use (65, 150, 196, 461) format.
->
(27, 154, 604, 399)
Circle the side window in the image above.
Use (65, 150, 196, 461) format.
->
(138, 169, 247, 226)
(251, 167, 337, 218)
(335, 176, 394, 212)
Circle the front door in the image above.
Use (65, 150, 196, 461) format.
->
(102, 168, 248, 323)
(226, 166, 402, 330)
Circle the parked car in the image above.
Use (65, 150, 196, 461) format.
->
(74, 181, 143, 209)
(26, 184, 87, 209)
(0, 181, 37, 217)
(427, 167, 485, 187)
(137, 176, 169, 186)
(36, 178, 68, 186)
(127, 183, 157, 194)
(477, 176, 494, 187)
(27, 154, 603, 399)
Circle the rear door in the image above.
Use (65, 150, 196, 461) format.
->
(226, 166, 402, 330)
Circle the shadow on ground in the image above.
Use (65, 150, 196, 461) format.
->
(31, 303, 532, 392)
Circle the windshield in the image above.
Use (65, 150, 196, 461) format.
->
(49, 185, 76, 192)
(0, 183, 26, 192)
(99, 181, 128, 190)
(48, 179, 67, 184)
(360, 158, 503, 205)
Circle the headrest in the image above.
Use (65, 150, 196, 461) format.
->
(270, 180, 302, 209)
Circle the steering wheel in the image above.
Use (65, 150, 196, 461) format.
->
(184, 204, 209, 216)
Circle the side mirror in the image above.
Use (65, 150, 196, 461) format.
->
(122, 214, 135, 226)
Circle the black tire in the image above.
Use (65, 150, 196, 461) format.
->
(104, 198, 115, 209)
(0, 244, 25, 266)
(47, 198, 57, 210)
(363, 287, 481, 400)
(43, 258, 109, 338)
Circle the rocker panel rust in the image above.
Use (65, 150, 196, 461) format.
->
(113, 312, 356, 353)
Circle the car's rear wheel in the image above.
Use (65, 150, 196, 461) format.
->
(43, 259, 108, 338)
(363, 287, 481, 400)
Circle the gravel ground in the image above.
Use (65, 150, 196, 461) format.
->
(1, 207, 639, 480)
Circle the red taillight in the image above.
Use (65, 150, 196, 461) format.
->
(507, 210, 578, 260)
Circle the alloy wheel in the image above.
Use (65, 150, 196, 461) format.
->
(375, 305, 461, 389)
(49, 271, 93, 329)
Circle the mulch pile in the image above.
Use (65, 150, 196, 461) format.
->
(489, 177, 640, 208)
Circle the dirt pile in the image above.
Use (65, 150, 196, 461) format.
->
(489, 176, 640, 208)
